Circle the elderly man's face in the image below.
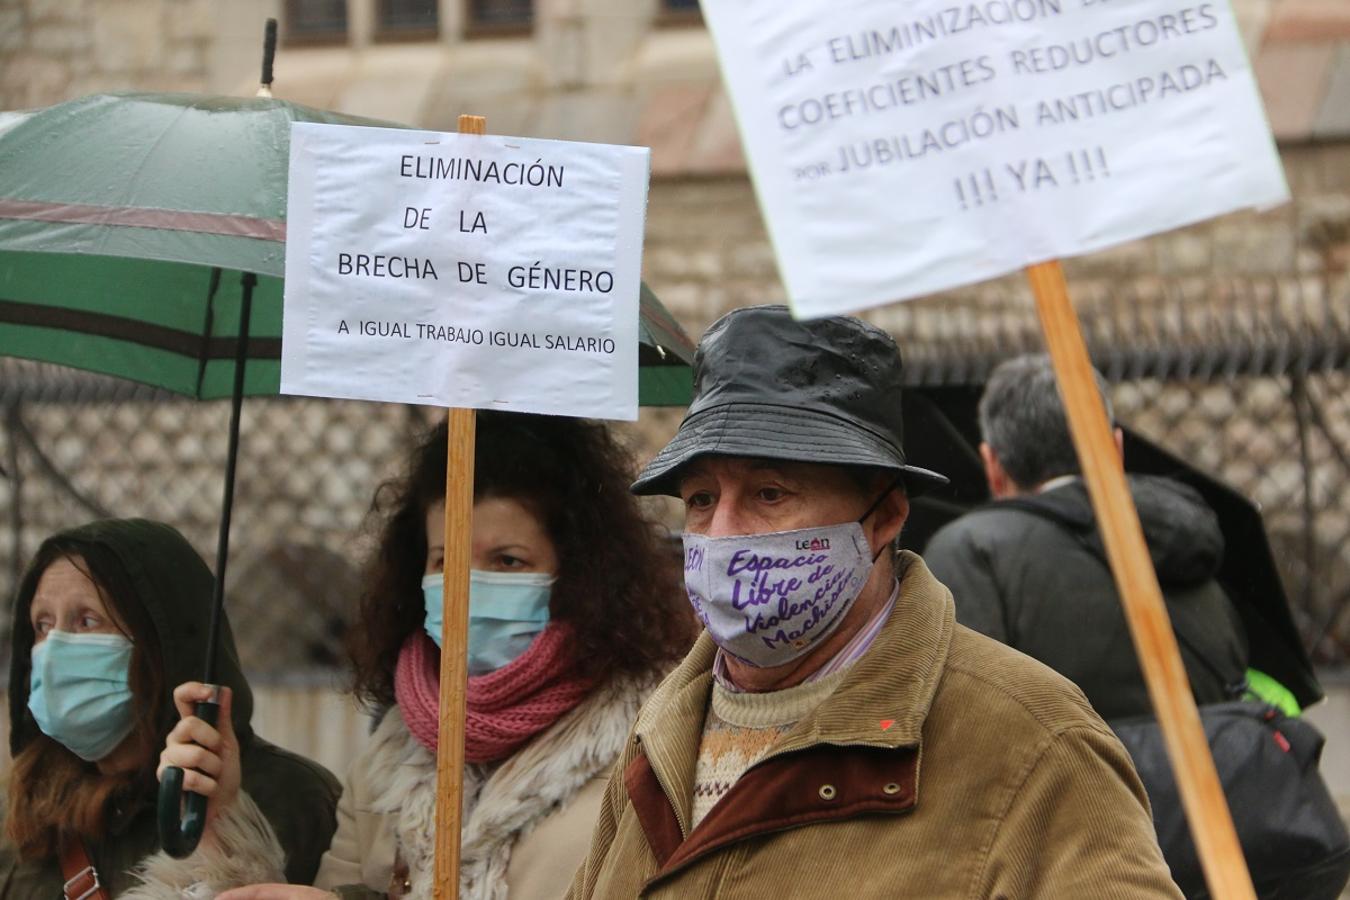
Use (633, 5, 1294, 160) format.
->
(679, 457, 897, 538)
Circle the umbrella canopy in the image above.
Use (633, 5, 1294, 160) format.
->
(638, 282, 695, 406)
(0, 91, 694, 404)
(901, 383, 1322, 710)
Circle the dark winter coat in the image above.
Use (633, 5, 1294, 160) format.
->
(924, 475, 1248, 721)
(0, 518, 341, 897)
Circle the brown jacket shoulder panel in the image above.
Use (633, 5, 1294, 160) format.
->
(939, 623, 1114, 741)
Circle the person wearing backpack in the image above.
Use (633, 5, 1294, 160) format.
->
(924, 354, 1249, 721)
(926, 353, 1350, 898)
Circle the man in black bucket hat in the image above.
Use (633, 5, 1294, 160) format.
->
(568, 305, 1181, 899)
(630, 305, 948, 498)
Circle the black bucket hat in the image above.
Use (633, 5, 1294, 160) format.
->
(632, 305, 948, 496)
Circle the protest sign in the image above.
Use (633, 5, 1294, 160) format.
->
(702, 0, 1289, 317)
(282, 122, 650, 420)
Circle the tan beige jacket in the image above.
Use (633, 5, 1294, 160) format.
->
(568, 553, 1184, 899)
(317, 675, 649, 900)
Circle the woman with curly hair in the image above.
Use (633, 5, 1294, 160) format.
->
(157, 412, 693, 899)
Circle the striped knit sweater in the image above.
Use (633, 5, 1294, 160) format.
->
(691, 669, 849, 827)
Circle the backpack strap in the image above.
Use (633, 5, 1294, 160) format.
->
(1169, 620, 1248, 699)
(58, 838, 110, 900)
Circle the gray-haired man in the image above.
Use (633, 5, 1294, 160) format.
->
(924, 353, 1248, 721)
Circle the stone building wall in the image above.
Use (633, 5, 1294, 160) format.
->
(0, 0, 216, 109)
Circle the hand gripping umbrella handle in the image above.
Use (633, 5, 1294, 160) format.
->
(157, 690, 221, 859)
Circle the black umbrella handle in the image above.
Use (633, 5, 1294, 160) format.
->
(157, 692, 221, 859)
(261, 19, 277, 88)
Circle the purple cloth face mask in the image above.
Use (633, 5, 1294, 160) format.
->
(681, 521, 874, 668)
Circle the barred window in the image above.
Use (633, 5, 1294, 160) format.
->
(284, 0, 349, 44)
(466, 0, 533, 33)
(376, 0, 440, 40)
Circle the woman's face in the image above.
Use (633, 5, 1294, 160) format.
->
(424, 496, 560, 577)
(28, 555, 143, 773)
(29, 556, 125, 645)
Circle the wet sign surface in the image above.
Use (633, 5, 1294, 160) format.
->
(702, 0, 1289, 317)
(282, 123, 650, 420)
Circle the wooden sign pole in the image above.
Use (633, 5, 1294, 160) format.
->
(1026, 260, 1255, 900)
(433, 113, 487, 900)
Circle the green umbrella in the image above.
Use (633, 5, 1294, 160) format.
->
(0, 88, 694, 855)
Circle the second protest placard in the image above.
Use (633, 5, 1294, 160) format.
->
(282, 123, 650, 420)
(702, 0, 1289, 318)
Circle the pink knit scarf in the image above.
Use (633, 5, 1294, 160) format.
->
(394, 625, 595, 764)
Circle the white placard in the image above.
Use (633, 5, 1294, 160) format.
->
(702, 0, 1290, 318)
(281, 123, 650, 420)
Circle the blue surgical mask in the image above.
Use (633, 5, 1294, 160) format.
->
(28, 631, 136, 762)
(423, 570, 554, 675)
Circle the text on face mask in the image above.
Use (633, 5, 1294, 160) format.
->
(703, 547, 863, 647)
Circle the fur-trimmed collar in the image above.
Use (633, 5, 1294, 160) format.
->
(366, 674, 652, 900)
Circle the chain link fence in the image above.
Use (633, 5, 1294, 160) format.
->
(1114, 373, 1350, 666)
(0, 381, 432, 683)
(872, 272, 1350, 668)
(2, 276, 1348, 677)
